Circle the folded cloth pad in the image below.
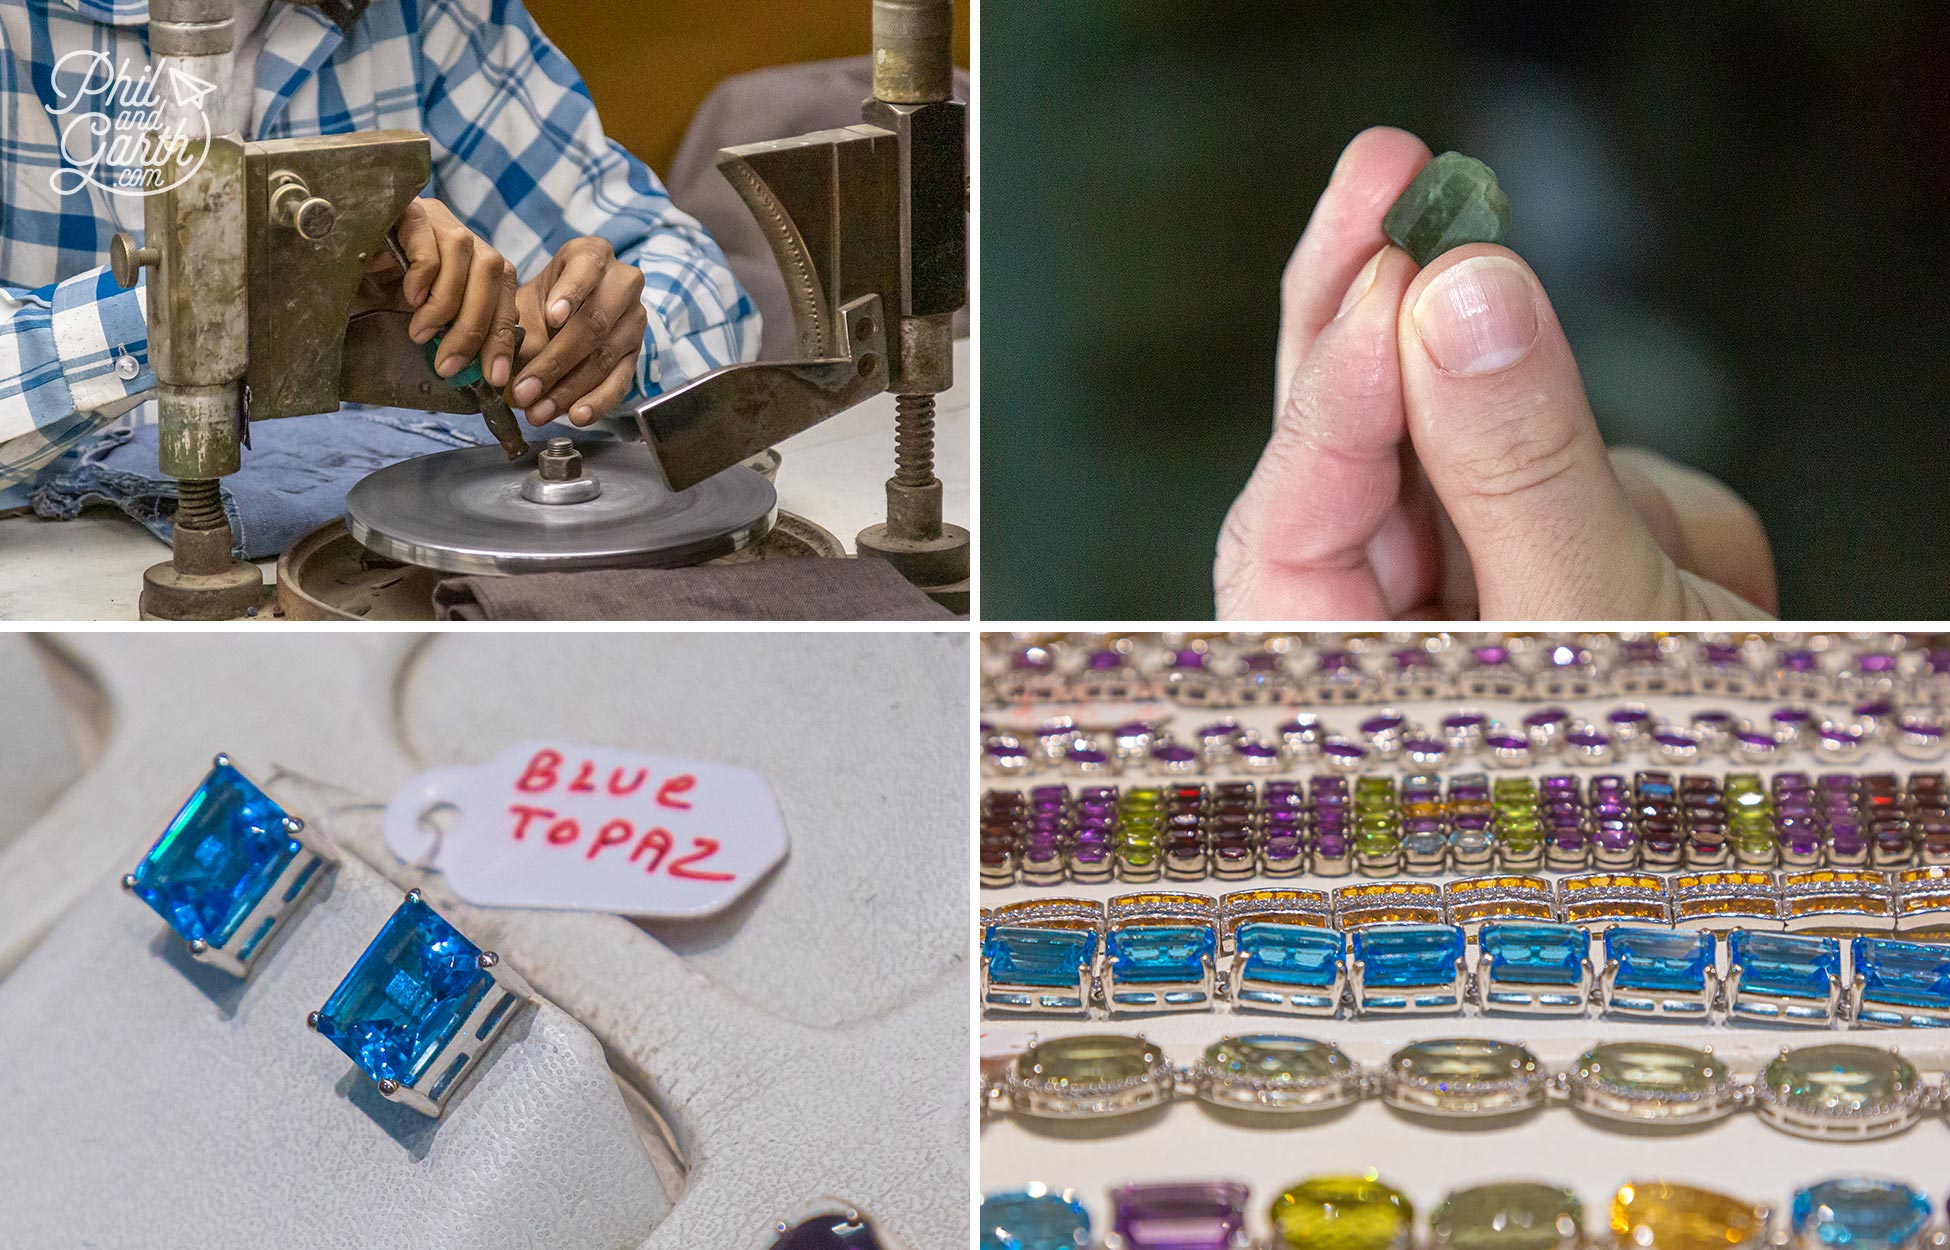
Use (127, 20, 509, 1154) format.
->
(434, 556, 958, 621)
(30, 409, 485, 560)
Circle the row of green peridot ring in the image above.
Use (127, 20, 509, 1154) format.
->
(984, 1033, 1935, 1142)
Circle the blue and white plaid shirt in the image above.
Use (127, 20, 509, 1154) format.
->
(0, 0, 759, 486)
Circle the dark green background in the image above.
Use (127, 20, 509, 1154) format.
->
(981, 3, 1950, 619)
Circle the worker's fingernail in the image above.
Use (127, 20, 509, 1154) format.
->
(409, 324, 433, 344)
(1333, 249, 1385, 320)
(1411, 255, 1538, 376)
(528, 398, 556, 422)
(513, 377, 542, 405)
(436, 355, 461, 378)
(572, 404, 592, 424)
(488, 357, 510, 388)
(549, 299, 572, 325)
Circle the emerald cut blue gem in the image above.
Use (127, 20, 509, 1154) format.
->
(1791, 1177, 1932, 1250)
(1349, 923, 1464, 1010)
(1730, 930, 1839, 1000)
(1481, 922, 1586, 985)
(314, 896, 493, 1088)
(1851, 937, 1950, 1025)
(130, 759, 300, 949)
(1107, 923, 1215, 982)
(1604, 926, 1712, 993)
(1237, 923, 1344, 985)
(981, 1189, 1090, 1250)
(984, 926, 1096, 987)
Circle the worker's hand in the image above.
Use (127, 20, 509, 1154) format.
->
(509, 237, 648, 426)
(1214, 126, 1778, 621)
(365, 198, 522, 388)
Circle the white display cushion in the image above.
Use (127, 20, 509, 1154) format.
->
(0, 853, 671, 1250)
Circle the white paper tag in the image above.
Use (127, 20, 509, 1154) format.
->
(383, 741, 788, 917)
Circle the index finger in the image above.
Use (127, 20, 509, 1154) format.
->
(1276, 127, 1431, 417)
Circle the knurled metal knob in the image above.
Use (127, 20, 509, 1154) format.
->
(109, 233, 159, 289)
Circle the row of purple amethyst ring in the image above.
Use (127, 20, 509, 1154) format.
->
(985, 635, 1950, 711)
(982, 700, 1945, 781)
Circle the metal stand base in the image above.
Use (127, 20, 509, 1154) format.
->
(855, 520, 970, 614)
(139, 555, 266, 620)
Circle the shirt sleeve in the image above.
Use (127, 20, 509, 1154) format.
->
(0, 267, 153, 486)
(410, 0, 761, 401)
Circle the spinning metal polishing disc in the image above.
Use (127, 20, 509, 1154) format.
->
(345, 440, 776, 575)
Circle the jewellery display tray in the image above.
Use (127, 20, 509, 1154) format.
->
(0, 634, 968, 1250)
(979, 689, 1950, 1243)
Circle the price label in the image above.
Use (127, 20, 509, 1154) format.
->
(383, 742, 788, 917)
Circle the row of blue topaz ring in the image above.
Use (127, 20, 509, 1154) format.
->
(986, 633, 1950, 709)
(983, 1174, 1944, 1250)
(987, 1032, 1940, 1143)
(124, 755, 531, 1118)
(979, 879, 1950, 1025)
(983, 701, 1947, 780)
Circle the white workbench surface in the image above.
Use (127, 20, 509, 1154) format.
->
(0, 339, 969, 621)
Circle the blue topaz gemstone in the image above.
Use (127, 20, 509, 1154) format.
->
(1233, 923, 1345, 1014)
(1601, 926, 1713, 1017)
(1107, 924, 1215, 983)
(1728, 930, 1840, 1023)
(981, 1189, 1090, 1250)
(1349, 923, 1464, 1012)
(312, 893, 520, 1113)
(126, 756, 328, 974)
(1851, 937, 1950, 1026)
(984, 926, 1096, 988)
(1481, 922, 1586, 985)
(1791, 1178, 1932, 1250)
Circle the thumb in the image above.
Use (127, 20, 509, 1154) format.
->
(1397, 245, 1764, 619)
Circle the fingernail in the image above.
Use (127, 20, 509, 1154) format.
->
(529, 399, 555, 422)
(409, 325, 432, 344)
(549, 299, 571, 324)
(514, 378, 542, 405)
(1334, 250, 1385, 320)
(1411, 256, 1538, 376)
(488, 358, 510, 388)
(436, 355, 460, 378)
(572, 404, 592, 424)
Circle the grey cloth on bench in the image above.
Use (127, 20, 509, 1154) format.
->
(433, 556, 956, 622)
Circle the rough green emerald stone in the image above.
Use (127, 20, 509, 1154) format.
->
(1383, 151, 1511, 267)
(1577, 1041, 1723, 1099)
(1204, 1034, 1351, 1085)
(1764, 1043, 1917, 1115)
(1432, 1182, 1583, 1250)
(1018, 1034, 1159, 1089)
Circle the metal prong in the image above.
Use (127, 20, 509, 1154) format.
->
(187, 938, 208, 955)
(121, 873, 137, 892)
(213, 753, 231, 768)
(306, 1011, 320, 1031)
(405, 888, 422, 905)
(284, 816, 305, 835)
(477, 951, 499, 970)
(377, 1078, 400, 1097)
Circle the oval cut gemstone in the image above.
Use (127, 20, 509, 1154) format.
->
(1431, 1182, 1582, 1250)
(1764, 1044, 1918, 1117)
(1204, 1034, 1352, 1087)
(1270, 1175, 1413, 1250)
(1576, 1041, 1724, 1101)
(1791, 1178, 1932, 1250)
(1611, 1181, 1762, 1250)
(980, 1189, 1090, 1250)
(1395, 1038, 1538, 1086)
(1016, 1035, 1159, 1089)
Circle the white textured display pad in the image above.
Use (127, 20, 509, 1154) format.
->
(0, 633, 970, 1250)
(0, 849, 668, 1250)
(981, 690, 1950, 1241)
